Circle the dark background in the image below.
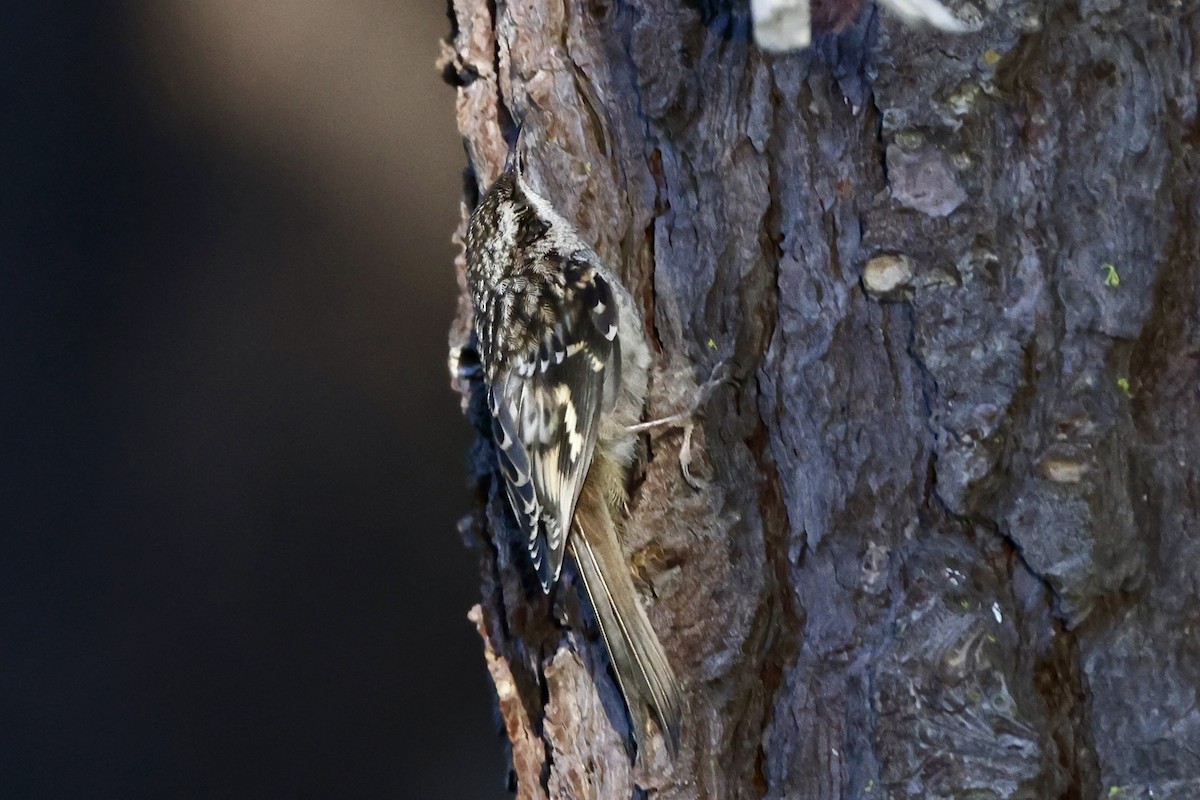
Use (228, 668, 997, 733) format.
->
(3, 2, 506, 797)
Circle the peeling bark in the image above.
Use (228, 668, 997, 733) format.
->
(442, 1, 1200, 797)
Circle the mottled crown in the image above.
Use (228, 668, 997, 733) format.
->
(465, 169, 551, 290)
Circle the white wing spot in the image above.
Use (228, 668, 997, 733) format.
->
(556, 385, 584, 460)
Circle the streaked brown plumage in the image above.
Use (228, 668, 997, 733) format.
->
(464, 138, 683, 756)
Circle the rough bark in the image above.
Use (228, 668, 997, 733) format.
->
(440, 1, 1200, 797)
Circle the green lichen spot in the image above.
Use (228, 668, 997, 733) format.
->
(1116, 377, 1132, 397)
(1102, 263, 1120, 288)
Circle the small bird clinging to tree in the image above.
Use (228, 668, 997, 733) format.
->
(463, 126, 685, 758)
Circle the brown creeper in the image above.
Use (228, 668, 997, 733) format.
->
(464, 133, 683, 755)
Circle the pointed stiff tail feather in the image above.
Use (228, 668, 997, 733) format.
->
(568, 496, 683, 755)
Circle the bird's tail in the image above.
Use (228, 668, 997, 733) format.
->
(568, 489, 683, 756)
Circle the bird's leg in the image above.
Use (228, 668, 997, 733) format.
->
(628, 361, 735, 489)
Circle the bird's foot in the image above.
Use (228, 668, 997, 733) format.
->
(627, 361, 736, 488)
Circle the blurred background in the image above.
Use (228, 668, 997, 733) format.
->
(3, 2, 507, 797)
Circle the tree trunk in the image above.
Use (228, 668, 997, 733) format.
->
(440, 1, 1200, 797)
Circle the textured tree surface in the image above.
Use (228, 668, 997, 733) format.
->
(440, 1, 1200, 797)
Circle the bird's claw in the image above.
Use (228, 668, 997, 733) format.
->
(628, 361, 737, 488)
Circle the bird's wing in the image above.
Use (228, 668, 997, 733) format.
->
(488, 260, 619, 592)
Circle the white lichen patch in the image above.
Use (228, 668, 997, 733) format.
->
(864, 254, 915, 296)
(1042, 457, 1088, 484)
